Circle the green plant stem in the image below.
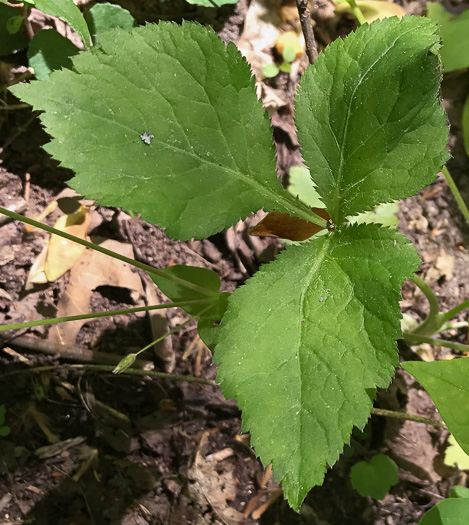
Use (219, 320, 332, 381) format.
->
(132, 305, 211, 360)
(410, 274, 444, 336)
(0, 363, 218, 386)
(135, 315, 197, 358)
(0, 206, 212, 296)
(345, 0, 366, 26)
(403, 332, 469, 353)
(440, 299, 469, 323)
(371, 408, 445, 428)
(0, 299, 210, 332)
(443, 166, 469, 227)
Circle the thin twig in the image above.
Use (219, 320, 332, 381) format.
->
(0, 103, 31, 111)
(371, 408, 446, 428)
(0, 111, 38, 153)
(0, 363, 218, 386)
(295, 0, 318, 65)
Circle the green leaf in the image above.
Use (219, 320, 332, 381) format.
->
(262, 63, 279, 78)
(6, 15, 23, 34)
(463, 93, 469, 158)
(450, 486, 469, 499)
(150, 265, 221, 314)
(214, 223, 420, 509)
(150, 265, 229, 349)
(282, 46, 297, 63)
(419, 498, 469, 525)
(287, 166, 399, 228)
(85, 2, 136, 45)
(445, 434, 469, 470)
(28, 29, 79, 80)
(427, 3, 469, 73)
(287, 166, 324, 209)
(350, 454, 399, 499)
(32, 0, 90, 48)
(402, 358, 469, 455)
(278, 62, 292, 73)
(0, 426, 10, 437)
(184, 0, 238, 6)
(0, 3, 28, 56)
(198, 292, 230, 350)
(349, 202, 399, 229)
(11, 22, 310, 241)
(295, 16, 449, 225)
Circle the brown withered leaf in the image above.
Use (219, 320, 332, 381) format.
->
(249, 208, 330, 241)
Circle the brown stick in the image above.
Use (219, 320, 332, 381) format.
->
(1, 335, 152, 369)
(295, 0, 318, 65)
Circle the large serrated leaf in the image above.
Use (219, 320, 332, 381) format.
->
(214, 223, 420, 509)
(402, 358, 469, 455)
(295, 16, 449, 224)
(11, 22, 313, 241)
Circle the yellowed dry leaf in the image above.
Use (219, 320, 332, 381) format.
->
(249, 208, 330, 241)
(27, 244, 49, 285)
(25, 200, 58, 233)
(334, 1, 406, 23)
(44, 206, 92, 282)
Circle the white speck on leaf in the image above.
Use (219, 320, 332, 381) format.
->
(140, 132, 154, 145)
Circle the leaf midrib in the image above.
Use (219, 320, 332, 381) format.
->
(331, 27, 416, 223)
(296, 234, 332, 492)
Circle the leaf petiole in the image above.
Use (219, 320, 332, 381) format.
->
(0, 299, 211, 332)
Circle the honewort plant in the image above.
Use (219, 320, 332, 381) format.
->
(5, 15, 455, 509)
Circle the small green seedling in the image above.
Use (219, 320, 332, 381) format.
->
(0, 405, 11, 437)
(350, 454, 398, 499)
(262, 45, 298, 78)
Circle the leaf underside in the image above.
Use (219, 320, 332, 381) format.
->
(295, 16, 449, 224)
(11, 22, 306, 240)
(215, 224, 420, 509)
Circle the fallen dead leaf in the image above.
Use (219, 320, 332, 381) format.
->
(48, 238, 145, 346)
(191, 431, 246, 525)
(26, 206, 92, 286)
(44, 206, 92, 282)
(249, 208, 330, 241)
